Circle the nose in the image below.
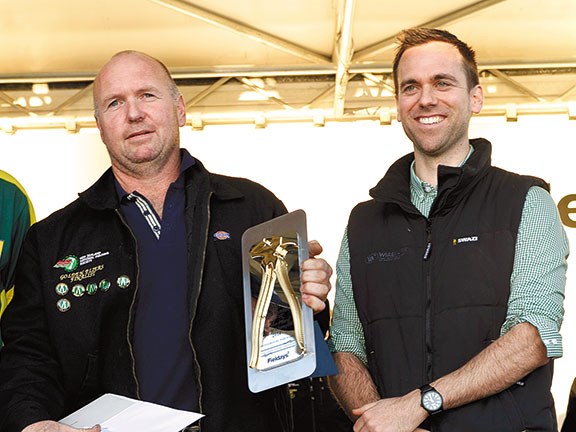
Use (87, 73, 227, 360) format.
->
(419, 85, 437, 107)
(126, 99, 144, 122)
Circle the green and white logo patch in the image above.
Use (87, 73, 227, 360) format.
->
(99, 279, 111, 292)
(55, 283, 69, 296)
(71, 284, 86, 297)
(117, 275, 131, 289)
(57, 298, 71, 312)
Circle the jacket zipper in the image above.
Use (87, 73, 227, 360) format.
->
(189, 190, 213, 418)
(423, 219, 433, 383)
(115, 208, 142, 399)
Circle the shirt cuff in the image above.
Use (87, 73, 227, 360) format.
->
(327, 335, 368, 366)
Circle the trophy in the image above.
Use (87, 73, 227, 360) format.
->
(242, 210, 316, 392)
(249, 235, 305, 370)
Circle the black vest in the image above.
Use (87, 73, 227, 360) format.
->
(348, 139, 556, 431)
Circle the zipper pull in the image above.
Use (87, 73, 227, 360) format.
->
(423, 223, 432, 260)
(423, 242, 432, 260)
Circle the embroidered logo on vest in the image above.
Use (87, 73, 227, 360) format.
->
(452, 236, 479, 245)
(365, 247, 408, 264)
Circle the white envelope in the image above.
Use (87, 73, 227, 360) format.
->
(60, 393, 203, 432)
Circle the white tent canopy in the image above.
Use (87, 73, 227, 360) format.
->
(1, 0, 575, 131)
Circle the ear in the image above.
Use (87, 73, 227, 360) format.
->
(177, 95, 186, 127)
(470, 84, 484, 114)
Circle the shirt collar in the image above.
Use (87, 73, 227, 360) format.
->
(410, 144, 475, 197)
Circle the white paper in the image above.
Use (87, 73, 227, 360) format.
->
(60, 393, 203, 432)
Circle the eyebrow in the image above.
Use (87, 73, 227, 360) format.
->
(433, 73, 459, 82)
(138, 85, 163, 95)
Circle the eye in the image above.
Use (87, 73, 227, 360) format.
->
(401, 84, 418, 95)
(142, 92, 159, 100)
(436, 81, 451, 89)
(107, 99, 120, 110)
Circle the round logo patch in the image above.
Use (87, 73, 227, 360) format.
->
(99, 279, 111, 292)
(117, 275, 131, 289)
(55, 283, 69, 296)
(57, 298, 71, 312)
(72, 284, 86, 297)
(86, 283, 98, 295)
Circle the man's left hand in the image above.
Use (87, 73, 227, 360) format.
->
(300, 240, 332, 313)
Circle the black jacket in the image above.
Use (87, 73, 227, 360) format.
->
(561, 378, 576, 432)
(0, 153, 292, 432)
(348, 139, 556, 431)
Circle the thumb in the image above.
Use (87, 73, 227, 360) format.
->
(352, 401, 377, 416)
(307, 240, 323, 258)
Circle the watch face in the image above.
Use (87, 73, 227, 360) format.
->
(422, 390, 443, 411)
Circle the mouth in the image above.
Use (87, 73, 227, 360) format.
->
(126, 129, 153, 140)
(417, 115, 444, 125)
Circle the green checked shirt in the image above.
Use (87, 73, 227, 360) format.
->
(328, 147, 569, 364)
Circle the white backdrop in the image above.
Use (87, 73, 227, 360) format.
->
(1, 114, 574, 422)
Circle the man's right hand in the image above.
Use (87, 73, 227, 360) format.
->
(22, 421, 101, 432)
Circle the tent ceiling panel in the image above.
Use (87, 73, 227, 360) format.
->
(0, 0, 575, 130)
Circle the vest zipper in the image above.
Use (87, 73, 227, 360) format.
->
(423, 220, 433, 382)
(115, 208, 142, 399)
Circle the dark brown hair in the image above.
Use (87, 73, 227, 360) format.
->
(392, 28, 479, 94)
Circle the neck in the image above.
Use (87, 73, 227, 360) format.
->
(413, 143, 470, 187)
(113, 156, 180, 219)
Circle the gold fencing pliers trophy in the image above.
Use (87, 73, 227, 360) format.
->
(249, 235, 305, 370)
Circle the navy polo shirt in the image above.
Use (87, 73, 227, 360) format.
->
(115, 151, 198, 411)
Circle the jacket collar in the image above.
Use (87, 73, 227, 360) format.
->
(369, 138, 493, 215)
(79, 149, 245, 210)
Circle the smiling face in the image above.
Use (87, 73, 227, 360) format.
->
(395, 41, 483, 161)
(93, 51, 186, 177)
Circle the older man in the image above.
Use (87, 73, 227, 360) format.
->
(0, 51, 332, 432)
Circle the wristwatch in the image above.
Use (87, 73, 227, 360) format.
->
(419, 384, 443, 415)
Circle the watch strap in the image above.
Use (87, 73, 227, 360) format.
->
(419, 383, 434, 393)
